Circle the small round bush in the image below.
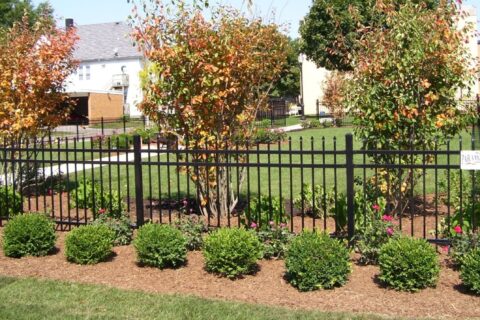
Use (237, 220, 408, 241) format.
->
(378, 237, 439, 292)
(285, 231, 351, 291)
(460, 248, 480, 295)
(134, 223, 187, 269)
(65, 224, 115, 265)
(203, 227, 263, 279)
(2, 213, 56, 258)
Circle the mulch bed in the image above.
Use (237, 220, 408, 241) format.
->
(0, 231, 479, 319)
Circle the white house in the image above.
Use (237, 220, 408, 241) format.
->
(300, 5, 479, 116)
(65, 20, 144, 117)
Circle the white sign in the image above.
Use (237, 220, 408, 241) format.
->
(461, 151, 480, 170)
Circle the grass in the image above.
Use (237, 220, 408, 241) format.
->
(0, 276, 393, 320)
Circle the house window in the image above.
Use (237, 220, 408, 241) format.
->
(86, 65, 91, 80)
(78, 66, 84, 81)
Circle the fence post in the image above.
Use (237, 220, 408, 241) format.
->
(345, 133, 355, 245)
(316, 99, 320, 119)
(101, 117, 105, 136)
(133, 135, 144, 227)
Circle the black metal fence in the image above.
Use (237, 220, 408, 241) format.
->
(0, 130, 478, 244)
(53, 116, 149, 139)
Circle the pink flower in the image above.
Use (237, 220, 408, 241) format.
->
(382, 215, 393, 222)
(98, 208, 106, 215)
(372, 204, 380, 212)
(250, 222, 257, 229)
(386, 227, 394, 236)
(441, 246, 449, 253)
(269, 221, 275, 226)
(280, 223, 287, 228)
(182, 199, 188, 206)
(454, 225, 462, 234)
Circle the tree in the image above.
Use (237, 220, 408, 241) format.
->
(321, 71, 346, 126)
(299, 0, 439, 71)
(270, 38, 301, 98)
(0, 0, 54, 29)
(346, 1, 476, 214)
(0, 14, 78, 190)
(0, 15, 78, 139)
(130, 0, 288, 217)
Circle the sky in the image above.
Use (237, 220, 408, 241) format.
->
(33, 0, 480, 39)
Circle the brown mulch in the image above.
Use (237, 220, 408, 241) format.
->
(0, 232, 479, 320)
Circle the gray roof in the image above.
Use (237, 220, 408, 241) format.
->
(74, 21, 142, 62)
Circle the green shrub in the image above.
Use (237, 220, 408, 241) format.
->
(244, 195, 286, 229)
(285, 232, 351, 291)
(174, 216, 208, 250)
(2, 213, 56, 258)
(114, 133, 133, 149)
(378, 237, 440, 292)
(256, 222, 293, 259)
(65, 224, 115, 265)
(134, 128, 158, 144)
(0, 186, 22, 218)
(460, 248, 480, 295)
(134, 223, 187, 269)
(91, 212, 133, 246)
(450, 232, 480, 266)
(70, 179, 125, 217)
(203, 227, 263, 279)
(253, 128, 286, 144)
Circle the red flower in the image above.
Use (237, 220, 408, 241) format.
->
(454, 225, 462, 234)
(386, 227, 394, 236)
(98, 208, 106, 215)
(47, 189, 53, 196)
(382, 215, 393, 222)
(372, 204, 380, 212)
(441, 246, 449, 253)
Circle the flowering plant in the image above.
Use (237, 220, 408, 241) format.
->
(355, 198, 398, 265)
(450, 231, 480, 267)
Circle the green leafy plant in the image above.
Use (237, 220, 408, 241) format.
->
(65, 224, 115, 265)
(253, 128, 286, 144)
(256, 222, 293, 259)
(293, 183, 328, 218)
(378, 237, 440, 292)
(70, 179, 126, 218)
(134, 223, 188, 269)
(450, 231, 480, 267)
(244, 195, 286, 229)
(460, 248, 480, 295)
(114, 133, 133, 149)
(285, 231, 351, 291)
(174, 216, 208, 250)
(0, 186, 22, 218)
(91, 212, 133, 246)
(134, 127, 158, 144)
(203, 227, 263, 279)
(2, 213, 56, 258)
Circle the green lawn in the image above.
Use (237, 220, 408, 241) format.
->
(0, 276, 393, 320)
